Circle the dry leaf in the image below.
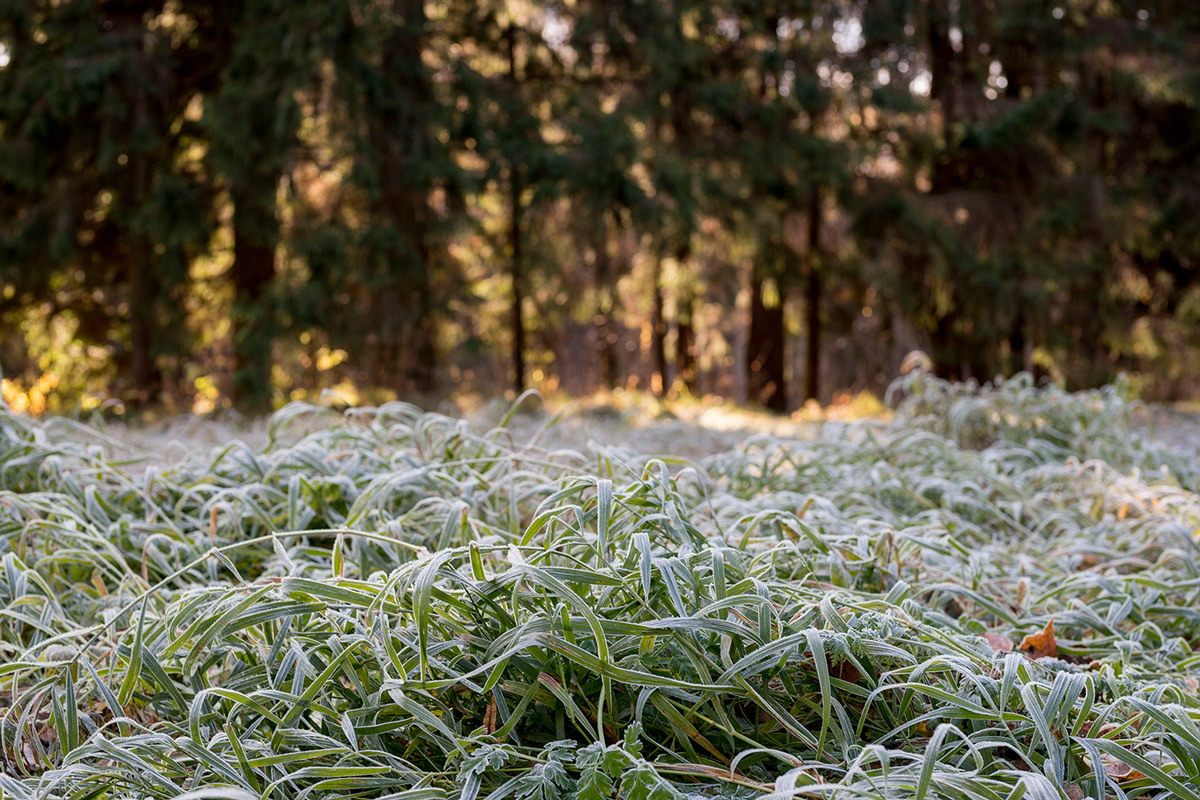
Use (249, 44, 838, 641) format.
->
(1185, 675, 1198, 696)
(1065, 784, 1085, 800)
(982, 633, 1013, 653)
(483, 697, 497, 734)
(829, 657, 862, 684)
(1018, 618, 1057, 660)
(1101, 755, 1145, 782)
(1079, 721, 1119, 738)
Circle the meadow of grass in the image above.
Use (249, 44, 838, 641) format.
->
(0, 373, 1199, 799)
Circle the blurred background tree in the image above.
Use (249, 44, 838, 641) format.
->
(1, 0, 1198, 415)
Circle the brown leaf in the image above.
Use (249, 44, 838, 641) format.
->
(1018, 619, 1057, 660)
(483, 697, 497, 734)
(1079, 720, 1119, 738)
(982, 633, 1013, 653)
(1065, 784, 1085, 800)
(1101, 755, 1145, 782)
(829, 657, 861, 684)
(1186, 675, 1198, 697)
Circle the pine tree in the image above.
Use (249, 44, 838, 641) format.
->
(203, 0, 335, 411)
(327, 0, 459, 394)
(451, 0, 568, 394)
(0, 0, 211, 409)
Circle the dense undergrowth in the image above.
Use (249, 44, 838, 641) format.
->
(0, 375, 1199, 799)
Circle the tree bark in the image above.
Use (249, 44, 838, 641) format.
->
(510, 164, 526, 393)
(675, 290, 697, 395)
(229, 173, 276, 412)
(126, 82, 162, 410)
(650, 247, 667, 396)
(928, 0, 956, 134)
(803, 266, 820, 404)
(747, 273, 786, 413)
(371, 0, 436, 393)
(803, 188, 821, 403)
(594, 213, 619, 390)
(231, 188, 277, 413)
(507, 25, 526, 394)
(931, 314, 959, 380)
(928, 0, 959, 192)
(127, 235, 159, 409)
(126, 153, 160, 409)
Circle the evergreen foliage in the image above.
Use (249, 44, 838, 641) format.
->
(2, 1, 1199, 411)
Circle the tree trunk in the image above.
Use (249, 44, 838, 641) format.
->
(594, 213, 619, 390)
(126, 85, 161, 410)
(928, 0, 959, 192)
(651, 248, 667, 396)
(928, 0, 956, 135)
(372, 0, 436, 393)
(931, 314, 959, 380)
(803, 267, 820, 404)
(675, 290, 697, 395)
(747, 273, 786, 413)
(231, 191, 277, 413)
(409, 256, 437, 393)
(507, 25, 526, 395)
(803, 189, 821, 403)
(127, 235, 159, 409)
(510, 163, 526, 393)
(126, 146, 160, 409)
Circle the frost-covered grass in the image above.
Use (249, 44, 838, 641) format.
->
(0, 375, 1199, 800)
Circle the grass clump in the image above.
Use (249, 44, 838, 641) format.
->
(0, 379, 1198, 799)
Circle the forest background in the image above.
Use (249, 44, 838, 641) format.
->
(2, 0, 1199, 417)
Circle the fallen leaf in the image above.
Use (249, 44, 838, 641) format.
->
(1065, 784, 1085, 800)
(1186, 675, 1198, 696)
(483, 697, 497, 734)
(1079, 721, 1119, 738)
(1018, 618, 1057, 660)
(982, 633, 1013, 653)
(829, 657, 861, 684)
(1101, 755, 1145, 782)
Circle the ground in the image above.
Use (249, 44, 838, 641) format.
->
(2, 377, 1199, 799)
(102, 390, 1200, 464)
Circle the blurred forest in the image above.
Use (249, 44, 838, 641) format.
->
(2, 0, 1200, 415)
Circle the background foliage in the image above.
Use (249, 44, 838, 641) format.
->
(3, 0, 1200, 413)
